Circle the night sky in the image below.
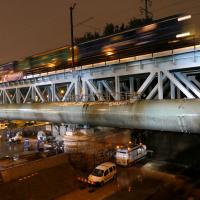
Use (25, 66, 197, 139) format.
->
(0, 0, 199, 64)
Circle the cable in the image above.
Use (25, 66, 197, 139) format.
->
(74, 17, 94, 27)
(75, 23, 101, 32)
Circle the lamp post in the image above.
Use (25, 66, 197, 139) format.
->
(70, 3, 76, 68)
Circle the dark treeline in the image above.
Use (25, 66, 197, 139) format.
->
(75, 17, 153, 44)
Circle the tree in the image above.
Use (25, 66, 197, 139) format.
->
(103, 23, 115, 36)
(94, 32, 100, 39)
(75, 17, 153, 44)
(114, 25, 119, 33)
(75, 31, 100, 44)
(120, 23, 125, 32)
(128, 17, 153, 29)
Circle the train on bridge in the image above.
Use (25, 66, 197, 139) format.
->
(0, 14, 194, 82)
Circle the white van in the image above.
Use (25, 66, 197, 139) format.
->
(116, 144, 147, 166)
(88, 162, 117, 186)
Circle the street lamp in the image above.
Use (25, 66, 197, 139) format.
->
(70, 3, 76, 68)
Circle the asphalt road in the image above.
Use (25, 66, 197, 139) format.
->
(57, 162, 200, 200)
(0, 141, 23, 158)
(0, 149, 199, 200)
(0, 132, 200, 200)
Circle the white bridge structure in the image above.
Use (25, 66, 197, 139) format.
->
(0, 45, 200, 104)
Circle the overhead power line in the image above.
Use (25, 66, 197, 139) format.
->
(74, 17, 94, 27)
(74, 17, 100, 32)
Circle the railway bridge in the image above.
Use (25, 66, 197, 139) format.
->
(0, 45, 200, 133)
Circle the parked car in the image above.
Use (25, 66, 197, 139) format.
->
(88, 162, 117, 186)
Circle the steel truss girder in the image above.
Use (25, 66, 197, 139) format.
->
(0, 48, 200, 89)
(62, 82, 75, 102)
(137, 72, 156, 97)
(190, 76, 200, 87)
(175, 72, 200, 98)
(0, 48, 199, 104)
(50, 84, 60, 102)
(101, 80, 116, 100)
(4, 90, 12, 104)
(33, 86, 45, 103)
(84, 79, 105, 101)
(163, 70, 194, 98)
(0, 71, 200, 104)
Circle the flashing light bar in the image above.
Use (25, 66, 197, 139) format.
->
(178, 15, 191, 22)
(176, 32, 191, 38)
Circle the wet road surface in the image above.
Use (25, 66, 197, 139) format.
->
(0, 142, 23, 158)
(0, 133, 200, 200)
(57, 162, 200, 200)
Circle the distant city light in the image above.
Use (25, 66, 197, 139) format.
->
(35, 95, 38, 102)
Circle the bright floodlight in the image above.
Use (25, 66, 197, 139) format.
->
(178, 15, 192, 21)
(176, 32, 191, 38)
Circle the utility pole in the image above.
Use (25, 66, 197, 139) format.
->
(140, 0, 153, 20)
(70, 3, 76, 68)
(145, 0, 148, 20)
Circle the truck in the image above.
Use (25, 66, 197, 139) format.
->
(116, 143, 147, 166)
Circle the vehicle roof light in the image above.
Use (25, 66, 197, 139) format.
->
(178, 15, 191, 22)
(176, 32, 191, 38)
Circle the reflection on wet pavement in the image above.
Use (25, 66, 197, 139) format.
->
(0, 142, 23, 158)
